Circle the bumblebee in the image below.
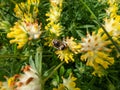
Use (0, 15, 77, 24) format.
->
(52, 39, 67, 50)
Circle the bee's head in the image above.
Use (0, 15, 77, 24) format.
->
(52, 39, 61, 47)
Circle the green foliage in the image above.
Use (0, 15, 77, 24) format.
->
(0, 0, 120, 90)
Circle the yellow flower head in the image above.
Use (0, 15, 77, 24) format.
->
(53, 84, 66, 90)
(14, 0, 39, 22)
(44, 36, 56, 47)
(108, 0, 116, 5)
(50, 0, 63, 6)
(52, 37, 81, 63)
(46, 6, 61, 23)
(53, 73, 80, 90)
(105, 0, 120, 37)
(81, 32, 111, 52)
(45, 0, 63, 37)
(0, 81, 9, 90)
(7, 21, 42, 49)
(7, 77, 15, 89)
(0, 76, 15, 90)
(49, 23, 63, 36)
(55, 48, 74, 63)
(22, 21, 42, 40)
(92, 64, 106, 77)
(106, 3, 118, 17)
(7, 22, 28, 49)
(104, 0, 120, 51)
(65, 37, 81, 54)
(27, 0, 40, 5)
(80, 31, 114, 77)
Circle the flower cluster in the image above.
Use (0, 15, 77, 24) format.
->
(45, 0, 63, 36)
(55, 37, 81, 63)
(0, 65, 41, 90)
(0, 81, 10, 90)
(14, 65, 41, 90)
(14, 0, 39, 22)
(55, 48, 74, 63)
(80, 31, 114, 77)
(53, 73, 80, 90)
(7, 22, 28, 49)
(45, 0, 63, 47)
(1, 1, 119, 90)
(78, 0, 120, 77)
(45, 0, 82, 63)
(103, 0, 120, 46)
(0, 76, 15, 90)
(65, 37, 81, 54)
(7, 0, 42, 49)
(7, 21, 42, 49)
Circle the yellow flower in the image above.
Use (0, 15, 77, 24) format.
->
(80, 31, 114, 77)
(50, 0, 63, 7)
(27, 0, 40, 5)
(104, 17, 120, 37)
(7, 22, 28, 49)
(0, 76, 15, 90)
(52, 37, 81, 63)
(7, 77, 15, 89)
(45, 0, 63, 37)
(53, 73, 80, 90)
(81, 32, 111, 52)
(22, 21, 42, 40)
(105, 0, 120, 37)
(49, 23, 63, 36)
(106, 3, 118, 17)
(92, 64, 105, 77)
(103, 0, 120, 54)
(53, 84, 66, 90)
(55, 48, 74, 63)
(65, 37, 81, 54)
(46, 6, 61, 23)
(81, 51, 114, 68)
(0, 81, 9, 90)
(7, 21, 42, 49)
(108, 0, 116, 5)
(14, 0, 39, 22)
(44, 36, 55, 47)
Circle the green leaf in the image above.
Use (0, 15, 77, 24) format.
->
(35, 47, 42, 76)
(29, 55, 36, 71)
(59, 65, 65, 76)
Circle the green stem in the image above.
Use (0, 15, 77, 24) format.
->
(40, 79, 44, 90)
(79, 0, 97, 20)
(35, 47, 44, 90)
(79, 0, 120, 52)
(0, 55, 28, 58)
(43, 61, 65, 83)
(39, 48, 42, 77)
(0, 55, 52, 58)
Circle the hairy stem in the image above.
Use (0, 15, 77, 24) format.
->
(43, 61, 65, 83)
